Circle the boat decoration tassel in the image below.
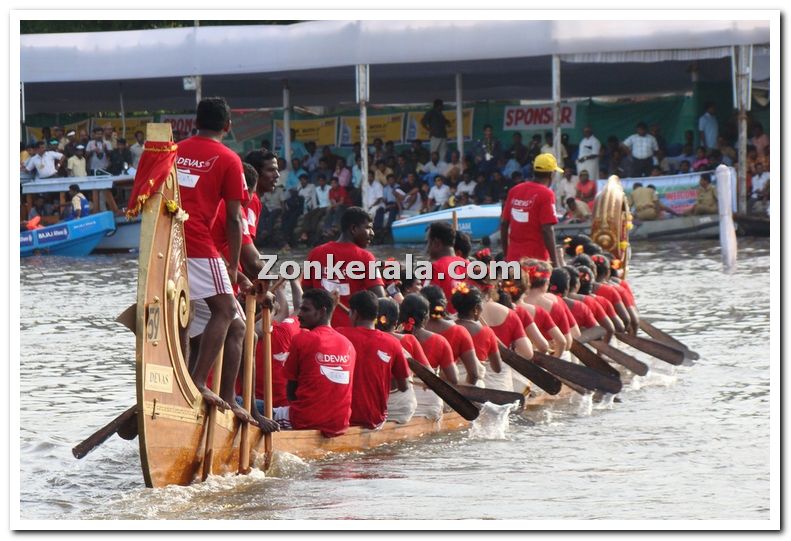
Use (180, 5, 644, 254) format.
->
(125, 141, 179, 219)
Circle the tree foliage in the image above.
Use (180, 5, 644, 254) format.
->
(20, 20, 298, 34)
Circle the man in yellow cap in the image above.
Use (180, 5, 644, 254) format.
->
(500, 153, 562, 266)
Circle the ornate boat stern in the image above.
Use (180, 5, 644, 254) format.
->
(591, 175, 632, 275)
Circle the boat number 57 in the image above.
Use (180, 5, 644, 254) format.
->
(147, 304, 161, 341)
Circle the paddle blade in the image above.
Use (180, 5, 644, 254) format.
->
(453, 384, 525, 408)
(407, 358, 479, 421)
(498, 346, 562, 395)
(72, 405, 137, 459)
(639, 319, 699, 360)
(116, 303, 137, 334)
(615, 332, 685, 366)
(590, 340, 649, 376)
(532, 351, 622, 395)
(570, 340, 622, 381)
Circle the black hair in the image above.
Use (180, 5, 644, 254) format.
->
(496, 288, 514, 309)
(450, 285, 483, 318)
(454, 231, 472, 259)
(563, 233, 593, 257)
(428, 221, 455, 247)
(376, 298, 399, 332)
(196, 97, 231, 132)
(399, 294, 429, 331)
(633, 182, 643, 189)
(244, 150, 278, 173)
(420, 284, 447, 319)
(433, 98, 443, 108)
(564, 265, 580, 291)
(301, 288, 335, 315)
(524, 259, 552, 289)
(548, 267, 570, 296)
(340, 206, 371, 233)
(576, 265, 594, 295)
(242, 163, 258, 190)
(582, 243, 603, 256)
(349, 290, 379, 321)
(117, 138, 127, 145)
(483, 124, 493, 131)
(637, 121, 647, 130)
(68, 184, 80, 192)
(590, 253, 611, 281)
(572, 253, 595, 272)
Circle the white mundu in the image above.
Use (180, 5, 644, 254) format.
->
(386, 385, 417, 424)
(413, 382, 444, 420)
(485, 362, 516, 392)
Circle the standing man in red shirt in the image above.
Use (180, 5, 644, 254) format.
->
(279, 289, 357, 437)
(501, 153, 562, 266)
(177, 97, 252, 422)
(423, 222, 470, 315)
(302, 207, 386, 327)
(338, 291, 410, 429)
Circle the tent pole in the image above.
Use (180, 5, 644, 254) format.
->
(357, 64, 370, 186)
(119, 84, 126, 139)
(194, 20, 201, 106)
(20, 82, 26, 141)
(552, 55, 562, 165)
(283, 82, 291, 169)
(455, 73, 463, 166)
(735, 45, 749, 214)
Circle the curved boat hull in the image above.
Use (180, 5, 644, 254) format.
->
(20, 211, 116, 257)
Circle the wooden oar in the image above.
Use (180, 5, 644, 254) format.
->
(261, 301, 274, 470)
(531, 351, 622, 395)
(238, 295, 256, 474)
(453, 384, 526, 408)
(639, 319, 700, 360)
(615, 332, 685, 366)
(72, 405, 137, 459)
(576, 325, 606, 344)
(570, 340, 622, 380)
(407, 357, 480, 421)
(590, 339, 649, 376)
(116, 303, 137, 333)
(201, 347, 224, 481)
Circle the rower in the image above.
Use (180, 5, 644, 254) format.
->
(376, 298, 420, 424)
(177, 97, 259, 424)
(500, 153, 562, 266)
(278, 288, 356, 437)
(450, 285, 507, 391)
(397, 294, 457, 420)
(549, 268, 598, 331)
(302, 207, 386, 328)
(423, 222, 471, 314)
(338, 291, 410, 430)
(521, 259, 573, 353)
(606, 257, 641, 334)
(500, 275, 553, 354)
(588, 253, 636, 334)
(573, 262, 625, 334)
(565, 266, 616, 340)
(420, 284, 484, 386)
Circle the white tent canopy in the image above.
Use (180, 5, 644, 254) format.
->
(20, 19, 770, 113)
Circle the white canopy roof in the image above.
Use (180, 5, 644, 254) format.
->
(20, 19, 771, 113)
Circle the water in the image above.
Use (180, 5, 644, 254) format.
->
(18, 239, 771, 521)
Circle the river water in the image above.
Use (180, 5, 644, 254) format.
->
(17, 238, 772, 523)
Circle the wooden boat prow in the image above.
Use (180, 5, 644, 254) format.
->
(591, 175, 632, 272)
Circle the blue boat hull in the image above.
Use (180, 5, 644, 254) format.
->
(20, 211, 117, 257)
(391, 205, 502, 244)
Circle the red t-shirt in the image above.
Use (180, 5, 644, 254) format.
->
(558, 297, 578, 328)
(302, 241, 385, 328)
(567, 299, 597, 329)
(533, 304, 558, 340)
(502, 181, 558, 262)
(613, 280, 636, 308)
(176, 136, 248, 259)
(438, 324, 475, 362)
(266, 316, 302, 407)
(397, 333, 431, 368)
(581, 295, 609, 325)
(211, 199, 255, 262)
(282, 325, 356, 437)
(470, 325, 499, 364)
(592, 294, 618, 319)
(246, 193, 261, 238)
(338, 327, 410, 429)
(489, 309, 527, 348)
(426, 255, 470, 314)
(595, 283, 625, 310)
(548, 300, 571, 334)
(418, 333, 455, 370)
(514, 304, 535, 328)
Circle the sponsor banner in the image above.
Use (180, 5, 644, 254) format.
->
(502, 104, 577, 130)
(159, 114, 196, 138)
(37, 224, 69, 245)
(273, 117, 338, 149)
(405, 108, 474, 142)
(602, 168, 736, 215)
(20, 232, 33, 247)
(338, 113, 405, 146)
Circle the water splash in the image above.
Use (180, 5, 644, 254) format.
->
(595, 393, 617, 410)
(575, 392, 594, 416)
(263, 451, 312, 478)
(468, 401, 520, 440)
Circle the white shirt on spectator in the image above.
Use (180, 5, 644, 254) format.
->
(423, 160, 449, 176)
(554, 175, 578, 211)
(130, 142, 144, 168)
(623, 134, 658, 160)
(315, 184, 331, 208)
(428, 184, 451, 207)
(363, 180, 384, 215)
(298, 183, 317, 213)
(86, 140, 112, 171)
(26, 151, 63, 178)
(751, 172, 769, 197)
(456, 179, 476, 197)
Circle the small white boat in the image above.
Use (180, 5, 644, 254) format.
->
(391, 204, 502, 244)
